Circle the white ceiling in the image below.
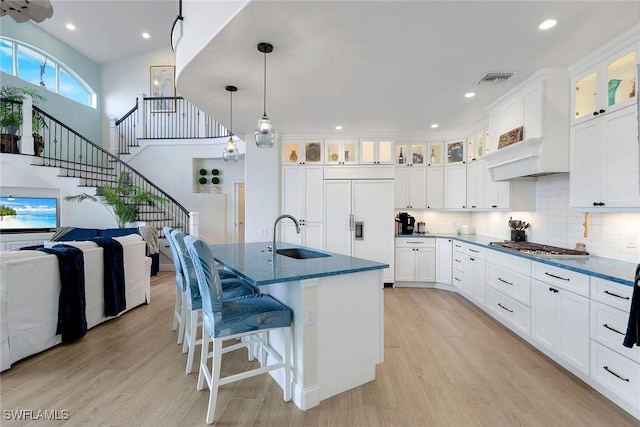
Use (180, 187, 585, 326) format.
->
(32, 1, 640, 139)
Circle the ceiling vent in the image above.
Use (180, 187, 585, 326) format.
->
(476, 72, 514, 85)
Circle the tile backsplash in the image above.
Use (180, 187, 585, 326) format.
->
(399, 173, 640, 263)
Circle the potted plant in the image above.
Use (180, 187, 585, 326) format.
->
(65, 171, 166, 228)
(1, 85, 47, 154)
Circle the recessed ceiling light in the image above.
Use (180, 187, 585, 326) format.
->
(65, 23, 76, 30)
(335, 125, 343, 130)
(142, 32, 151, 39)
(464, 92, 476, 98)
(539, 19, 557, 30)
(430, 124, 439, 129)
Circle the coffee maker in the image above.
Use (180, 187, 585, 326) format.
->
(396, 212, 415, 235)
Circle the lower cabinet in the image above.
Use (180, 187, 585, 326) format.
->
(531, 277, 590, 375)
(395, 238, 435, 283)
(462, 243, 485, 306)
(486, 286, 531, 336)
(435, 238, 452, 285)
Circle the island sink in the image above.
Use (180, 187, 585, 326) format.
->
(276, 248, 331, 259)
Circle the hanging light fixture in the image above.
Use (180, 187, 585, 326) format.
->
(255, 42, 275, 148)
(223, 85, 239, 162)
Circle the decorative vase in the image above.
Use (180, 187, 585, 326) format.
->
(630, 80, 636, 98)
(608, 79, 621, 106)
(290, 149, 298, 162)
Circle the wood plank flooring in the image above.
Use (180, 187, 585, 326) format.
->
(1, 272, 638, 426)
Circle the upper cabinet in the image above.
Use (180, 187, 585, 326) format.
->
(360, 140, 393, 165)
(395, 142, 427, 166)
(444, 139, 465, 166)
(466, 128, 489, 162)
(282, 140, 324, 165)
(572, 47, 636, 126)
(325, 139, 358, 165)
(426, 142, 444, 167)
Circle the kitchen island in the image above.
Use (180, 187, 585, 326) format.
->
(208, 241, 388, 410)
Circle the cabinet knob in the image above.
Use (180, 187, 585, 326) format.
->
(599, 109, 605, 114)
(593, 111, 599, 116)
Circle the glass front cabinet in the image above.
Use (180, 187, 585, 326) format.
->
(325, 140, 358, 165)
(282, 140, 324, 165)
(572, 46, 636, 125)
(360, 140, 393, 164)
(445, 139, 465, 165)
(394, 142, 427, 166)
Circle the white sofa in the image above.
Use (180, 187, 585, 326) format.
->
(0, 234, 151, 371)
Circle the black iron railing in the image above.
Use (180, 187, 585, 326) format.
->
(115, 96, 228, 154)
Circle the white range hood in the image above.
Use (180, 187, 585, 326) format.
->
(485, 136, 564, 181)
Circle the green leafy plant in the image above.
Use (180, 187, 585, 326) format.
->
(0, 85, 47, 135)
(65, 171, 166, 228)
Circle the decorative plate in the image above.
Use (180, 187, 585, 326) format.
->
(305, 143, 321, 162)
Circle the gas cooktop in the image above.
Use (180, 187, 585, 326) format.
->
(488, 241, 590, 256)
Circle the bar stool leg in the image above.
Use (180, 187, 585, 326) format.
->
(177, 293, 187, 345)
(206, 339, 223, 424)
(284, 326, 291, 402)
(185, 310, 199, 374)
(197, 329, 209, 392)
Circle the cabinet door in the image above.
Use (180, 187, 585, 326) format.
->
(360, 140, 377, 164)
(281, 222, 303, 245)
(522, 83, 543, 139)
(602, 106, 640, 207)
(557, 289, 590, 375)
(302, 222, 324, 251)
(462, 255, 474, 297)
(395, 247, 415, 281)
(435, 238, 452, 285)
(466, 160, 484, 209)
(426, 166, 444, 209)
(303, 166, 324, 222)
(394, 167, 409, 209)
(415, 247, 436, 282)
(378, 140, 394, 164)
(472, 259, 486, 305)
(531, 279, 558, 353)
(408, 167, 426, 209)
(485, 171, 510, 209)
(282, 166, 303, 219)
(570, 119, 602, 207)
(444, 164, 466, 209)
(572, 69, 598, 125)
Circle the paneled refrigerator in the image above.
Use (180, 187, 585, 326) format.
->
(325, 179, 394, 283)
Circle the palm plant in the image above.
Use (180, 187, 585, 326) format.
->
(0, 85, 47, 134)
(65, 172, 166, 228)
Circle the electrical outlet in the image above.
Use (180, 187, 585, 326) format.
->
(626, 233, 637, 249)
(304, 305, 316, 325)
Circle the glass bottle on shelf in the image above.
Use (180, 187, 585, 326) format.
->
(430, 148, 436, 164)
(398, 147, 404, 164)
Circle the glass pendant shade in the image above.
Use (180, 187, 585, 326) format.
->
(223, 137, 239, 162)
(255, 114, 275, 148)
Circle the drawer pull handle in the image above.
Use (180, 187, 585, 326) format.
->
(603, 366, 630, 382)
(603, 324, 625, 336)
(468, 248, 480, 253)
(603, 290, 630, 300)
(498, 277, 514, 286)
(454, 277, 462, 282)
(544, 272, 570, 281)
(455, 259, 462, 263)
(498, 303, 513, 313)
(408, 241, 424, 244)
(548, 287, 559, 293)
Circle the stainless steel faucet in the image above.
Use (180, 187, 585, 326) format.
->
(271, 214, 300, 255)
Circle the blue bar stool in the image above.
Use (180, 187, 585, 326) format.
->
(170, 230, 257, 374)
(163, 227, 186, 345)
(185, 235, 292, 424)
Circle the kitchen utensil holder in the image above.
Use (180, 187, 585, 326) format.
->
(511, 230, 526, 242)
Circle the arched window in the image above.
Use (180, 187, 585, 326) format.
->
(0, 37, 96, 108)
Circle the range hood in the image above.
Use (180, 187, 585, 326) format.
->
(484, 136, 568, 181)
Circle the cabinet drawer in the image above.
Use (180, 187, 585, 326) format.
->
(452, 241, 464, 252)
(453, 251, 464, 272)
(591, 277, 633, 312)
(486, 286, 531, 337)
(591, 341, 640, 409)
(591, 300, 640, 363)
(487, 249, 531, 276)
(486, 265, 531, 306)
(462, 243, 485, 260)
(452, 269, 464, 290)
(532, 262, 589, 297)
(396, 238, 435, 248)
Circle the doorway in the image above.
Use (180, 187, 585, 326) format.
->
(234, 182, 245, 244)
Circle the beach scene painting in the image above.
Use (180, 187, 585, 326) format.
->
(0, 197, 57, 230)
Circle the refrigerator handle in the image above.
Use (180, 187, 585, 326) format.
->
(355, 221, 364, 240)
(349, 214, 355, 231)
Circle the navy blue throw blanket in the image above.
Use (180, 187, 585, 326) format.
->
(88, 237, 127, 317)
(623, 263, 640, 348)
(38, 245, 88, 343)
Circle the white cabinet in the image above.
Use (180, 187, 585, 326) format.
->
(360, 139, 393, 165)
(282, 140, 323, 165)
(462, 244, 486, 306)
(452, 241, 464, 291)
(531, 262, 590, 375)
(435, 238, 452, 285)
(444, 164, 466, 209)
(394, 166, 426, 209)
(395, 142, 427, 166)
(571, 46, 636, 126)
(395, 238, 435, 284)
(426, 166, 444, 209)
(465, 159, 484, 210)
(281, 166, 324, 250)
(570, 105, 639, 209)
(325, 139, 358, 165)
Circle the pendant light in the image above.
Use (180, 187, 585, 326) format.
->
(255, 42, 275, 148)
(223, 85, 239, 162)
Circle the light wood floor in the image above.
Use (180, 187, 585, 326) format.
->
(1, 272, 638, 426)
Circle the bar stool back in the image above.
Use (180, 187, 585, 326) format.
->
(163, 226, 186, 345)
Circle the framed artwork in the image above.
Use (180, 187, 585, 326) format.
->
(149, 65, 176, 113)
